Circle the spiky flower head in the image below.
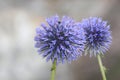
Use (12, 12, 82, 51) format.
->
(34, 15, 85, 63)
(80, 17, 112, 57)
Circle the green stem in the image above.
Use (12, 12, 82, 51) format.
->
(97, 54, 107, 80)
(51, 59, 57, 80)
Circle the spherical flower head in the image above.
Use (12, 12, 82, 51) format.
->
(34, 15, 85, 63)
(80, 17, 112, 57)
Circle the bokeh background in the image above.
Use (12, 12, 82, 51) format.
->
(0, 0, 120, 80)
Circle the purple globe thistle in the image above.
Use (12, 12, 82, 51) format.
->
(34, 15, 85, 63)
(80, 17, 112, 57)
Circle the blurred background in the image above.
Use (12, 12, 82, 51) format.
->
(0, 0, 120, 80)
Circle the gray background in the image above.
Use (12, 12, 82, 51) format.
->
(0, 0, 120, 80)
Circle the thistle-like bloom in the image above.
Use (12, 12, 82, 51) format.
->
(80, 17, 112, 56)
(34, 15, 85, 63)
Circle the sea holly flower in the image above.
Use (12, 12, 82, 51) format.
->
(34, 15, 85, 63)
(80, 17, 112, 56)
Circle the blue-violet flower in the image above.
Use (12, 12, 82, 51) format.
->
(34, 15, 85, 63)
(80, 17, 112, 56)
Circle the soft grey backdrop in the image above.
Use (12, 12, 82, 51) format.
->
(0, 0, 120, 80)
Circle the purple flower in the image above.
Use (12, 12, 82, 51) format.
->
(34, 15, 85, 63)
(80, 17, 112, 56)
